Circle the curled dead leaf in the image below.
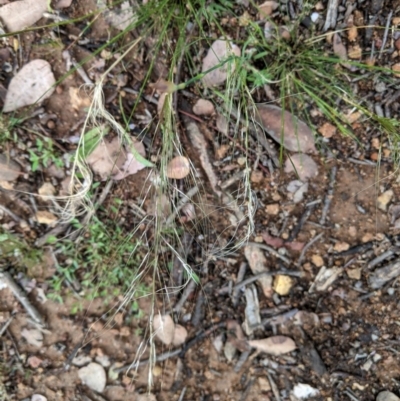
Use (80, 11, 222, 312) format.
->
(255, 104, 316, 153)
(153, 314, 175, 345)
(248, 336, 296, 356)
(166, 156, 190, 179)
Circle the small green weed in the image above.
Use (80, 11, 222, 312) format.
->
(49, 215, 150, 303)
(28, 137, 63, 172)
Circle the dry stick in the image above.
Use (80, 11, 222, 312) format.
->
(116, 321, 227, 373)
(368, 247, 400, 269)
(379, 10, 393, 59)
(288, 203, 316, 242)
(177, 387, 187, 401)
(322, 0, 339, 31)
(247, 242, 291, 265)
(0, 271, 45, 327)
(0, 315, 13, 338)
(173, 280, 196, 313)
(239, 378, 255, 401)
(297, 232, 324, 267)
(267, 372, 281, 401)
(0, 204, 23, 223)
(232, 262, 247, 306)
(233, 270, 303, 291)
(320, 166, 337, 225)
(234, 349, 251, 373)
(348, 157, 376, 166)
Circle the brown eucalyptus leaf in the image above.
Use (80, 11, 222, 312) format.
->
(153, 314, 175, 345)
(255, 104, 316, 153)
(333, 33, 347, 60)
(112, 141, 147, 180)
(248, 336, 296, 356)
(201, 40, 241, 87)
(86, 137, 126, 181)
(0, 0, 48, 32)
(4, 60, 56, 112)
(0, 153, 21, 181)
(284, 153, 318, 181)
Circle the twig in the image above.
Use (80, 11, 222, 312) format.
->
(379, 10, 393, 59)
(232, 262, 247, 306)
(288, 203, 316, 241)
(0, 271, 45, 327)
(247, 242, 291, 265)
(239, 378, 255, 401)
(0, 315, 13, 338)
(320, 166, 337, 225)
(322, 0, 339, 31)
(177, 387, 187, 401)
(234, 349, 251, 373)
(297, 232, 324, 267)
(267, 372, 281, 401)
(334, 241, 374, 257)
(173, 280, 196, 313)
(233, 270, 303, 291)
(348, 157, 376, 166)
(0, 204, 23, 223)
(116, 322, 227, 373)
(368, 247, 400, 269)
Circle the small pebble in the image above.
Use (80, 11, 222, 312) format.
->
(376, 390, 400, 401)
(377, 189, 394, 211)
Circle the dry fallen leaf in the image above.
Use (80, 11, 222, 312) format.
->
(318, 122, 336, 138)
(348, 26, 358, 41)
(202, 39, 241, 87)
(153, 314, 175, 345)
(172, 324, 188, 346)
(166, 156, 190, 179)
(392, 63, 400, 77)
(3, 60, 56, 113)
(21, 327, 43, 348)
(112, 141, 147, 180)
(0, 0, 48, 32)
(284, 153, 318, 181)
(248, 336, 296, 356)
(35, 211, 58, 226)
(258, 1, 279, 18)
(0, 153, 21, 181)
(193, 98, 215, 116)
(86, 137, 126, 181)
(244, 244, 272, 297)
(255, 104, 316, 153)
(348, 44, 362, 59)
(333, 33, 347, 60)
